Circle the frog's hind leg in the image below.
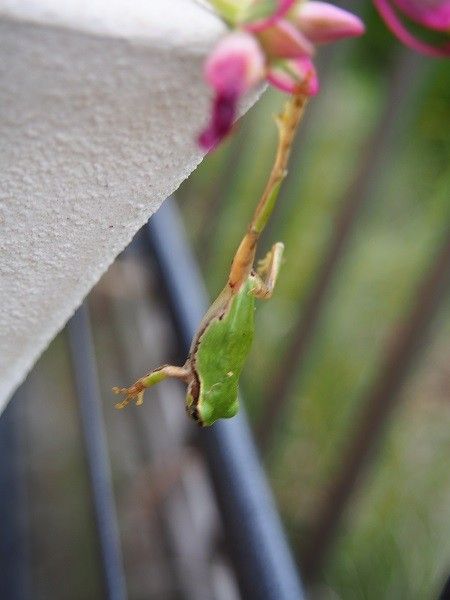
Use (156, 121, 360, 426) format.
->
(113, 365, 190, 409)
(252, 242, 284, 299)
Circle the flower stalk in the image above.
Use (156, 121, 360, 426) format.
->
(228, 93, 308, 289)
(199, 0, 365, 149)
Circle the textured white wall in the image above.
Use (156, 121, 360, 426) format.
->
(0, 0, 227, 413)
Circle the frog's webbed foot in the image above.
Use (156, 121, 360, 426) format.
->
(253, 242, 284, 299)
(113, 365, 190, 410)
(113, 380, 146, 410)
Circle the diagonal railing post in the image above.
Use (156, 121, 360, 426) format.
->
(146, 196, 305, 600)
(0, 389, 31, 600)
(301, 229, 450, 582)
(67, 305, 127, 600)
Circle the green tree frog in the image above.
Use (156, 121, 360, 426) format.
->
(113, 94, 307, 426)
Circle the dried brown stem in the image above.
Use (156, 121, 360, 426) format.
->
(228, 93, 308, 291)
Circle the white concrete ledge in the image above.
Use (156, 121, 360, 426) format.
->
(0, 0, 227, 413)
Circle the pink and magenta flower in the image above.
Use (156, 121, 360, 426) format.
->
(199, 1, 365, 149)
(198, 32, 265, 149)
(373, 0, 450, 57)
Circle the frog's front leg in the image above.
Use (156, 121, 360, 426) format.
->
(113, 365, 191, 409)
(251, 242, 284, 299)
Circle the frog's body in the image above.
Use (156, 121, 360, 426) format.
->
(113, 243, 284, 425)
(186, 276, 256, 426)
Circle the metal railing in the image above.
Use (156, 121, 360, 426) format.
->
(147, 197, 305, 600)
(0, 196, 305, 600)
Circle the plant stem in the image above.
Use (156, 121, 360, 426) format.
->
(228, 93, 308, 290)
(206, 0, 240, 24)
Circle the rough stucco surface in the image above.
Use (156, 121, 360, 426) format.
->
(0, 0, 227, 414)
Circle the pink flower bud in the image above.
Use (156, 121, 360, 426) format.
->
(204, 31, 265, 95)
(291, 1, 365, 43)
(258, 19, 314, 58)
(198, 90, 239, 150)
(392, 0, 450, 30)
(199, 32, 265, 150)
(267, 56, 319, 95)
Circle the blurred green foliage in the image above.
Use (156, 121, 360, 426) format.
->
(178, 16, 450, 600)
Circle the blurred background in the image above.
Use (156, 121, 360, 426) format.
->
(1, 3, 449, 599)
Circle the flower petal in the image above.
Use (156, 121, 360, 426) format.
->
(198, 90, 239, 150)
(392, 0, 450, 31)
(204, 32, 266, 95)
(258, 19, 314, 57)
(292, 1, 365, 43)
(267, 57, 319, 95)
(373, 0, 450, 56)
(199, 32, 266, 150)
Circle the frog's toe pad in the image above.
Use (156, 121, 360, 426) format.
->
(113, 384, 145, 409)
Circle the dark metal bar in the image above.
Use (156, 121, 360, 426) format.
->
(438, 574, 450, 600)
(301, 229, 450, 582)
(0, 389, 31, 600)
(67, 305, 127, 600)
(146, 197, 305, 600)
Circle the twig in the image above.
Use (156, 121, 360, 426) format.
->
(228, 94, 308, 290)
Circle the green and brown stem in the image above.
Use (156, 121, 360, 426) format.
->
(228, 93, 308, 291)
